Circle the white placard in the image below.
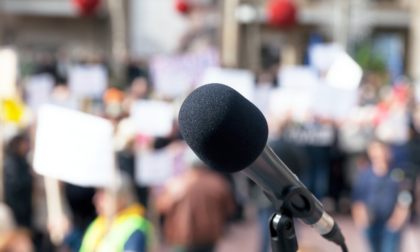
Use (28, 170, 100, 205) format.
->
(150, 49, 219, 98)
(254, 84, 272, 115)
(33, 105, 114, 187)
(309, 43, 343, 72)
(198, 67, 255, 102)
(68, 64, 107, 98)
(278, 66, 319, 90)
(326, 52, 363, 91)
(26, 74, 54, 111)
(375, 108, 408, 144)
(130, 100, 174, 137)
(130, 0, 189, 56)
(269, 87, 315, 122)
(0, 48, 18, 99)
(311, 84, 358, 120)
(135, 149, 173, 186)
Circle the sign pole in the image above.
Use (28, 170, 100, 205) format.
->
(45, 176, 64, 245)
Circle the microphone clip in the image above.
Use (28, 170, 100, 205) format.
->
(264, 186, 320, 252)
(264, 186, 316, 220)
(269, 212, 299, 252)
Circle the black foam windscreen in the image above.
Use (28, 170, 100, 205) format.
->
(179, 83, 268, 173)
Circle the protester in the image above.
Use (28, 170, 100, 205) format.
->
(281, 118, 334, 200)
(49, 83, 78, 110)
(54, 173, 153, 252)
(3, 133, 33, 229)
(115, 116, 149, 209)
(249, 185, 274, 252)
(64, 183, 97, 244)
(352, 140, 411, 252)
(156, 151, 236, 252)
(78, 173, 154, 252)
(0, 203, 34, 252)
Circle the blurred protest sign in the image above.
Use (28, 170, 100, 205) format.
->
(326, 52, 363, 91)
(130, 100, 174, 137)
(311, 84, 358, 120)
(271, 65, 358, 121)
(309, 43, 343, 72)
(33, 104, 114, 187)
(254, 84, 272, 115)
(278, 66, 319, 90)
(375, 108, 408, 144)
(26, 74, 55, 111)
(135, 141, 188, 186)
(130, 0, 189, 56)
(199, 67, 255, 102)
(135, 149, 173, 186)
(150, 49, 219, 98)
(68, 64, 107, 98)
(269, 87, 314, 122)
(0, 48, 18, 99)
(270, 66, 319, 121)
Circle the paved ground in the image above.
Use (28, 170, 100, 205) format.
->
(32, 183, 420, 252)
(214, 213, 420, 252)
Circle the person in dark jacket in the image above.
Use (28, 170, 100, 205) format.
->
(3, 133, 33, 228)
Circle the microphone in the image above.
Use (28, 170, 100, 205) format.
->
(178, 83, 346, 248)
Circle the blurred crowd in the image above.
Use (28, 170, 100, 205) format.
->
(1, 44, 420, 252)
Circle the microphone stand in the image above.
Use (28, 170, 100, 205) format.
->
(263, 186, 317, 252)
(269, 212, 298, 252)
(245, 146, 347, 252)
(266, 186, 348, 252)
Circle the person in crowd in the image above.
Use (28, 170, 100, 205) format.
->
(127, 59, 149, 89)
(54, 173, 153, 252)
(406, 111, 420, 218)
(35, 51, 57, 81)
(281, 117, 334, 200)
(63, 183, 97, 249)
(352, 140, 411, 252)
(115, 115, 149, 209)
(103, 87, 126, 128)
(156, 151, 236, 252)
(78, 173, 154, 252)
(0, 203, 34, 252)
(3, 133, 33, 229)
(250, 185, 272, 252)
(304, 118, 334, 201)
(49, 82, 79, 110)
(122, 77, 150, 115)
(113, 80, 156, 209)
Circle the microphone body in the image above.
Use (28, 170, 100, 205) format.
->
(243, 145, 334, 235)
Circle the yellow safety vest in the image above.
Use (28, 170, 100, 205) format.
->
(79, 204, 153, 252)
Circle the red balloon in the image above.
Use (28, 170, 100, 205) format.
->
(73, 0, 101, 15)
(175, 0, 191, 15)
(266, 0, 297, 28)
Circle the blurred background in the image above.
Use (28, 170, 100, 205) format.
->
(1, 0, 420, 252)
